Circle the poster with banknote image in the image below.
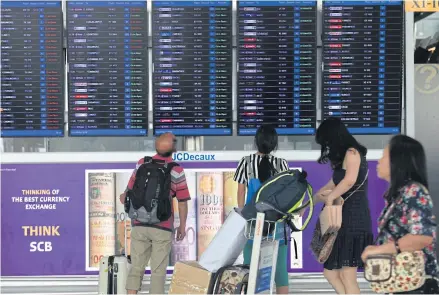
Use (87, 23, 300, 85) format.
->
(223, 171, 238, 219)
(114, 171, 132, 256)
(196, 171, 225, 259)
(170, 170, 197, 265)
(87, 172, 116, 269)
(85, 167, 303, 271)
(85, 169, 197, 270)
(86, 170, 121, 270)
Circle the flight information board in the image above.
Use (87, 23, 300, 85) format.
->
(237, 1, 317, 136)
(152, 1, 233, 136)
(322, 0, 404, 134)
(1, 1, 64, 137)
(67, 1, 148, 136)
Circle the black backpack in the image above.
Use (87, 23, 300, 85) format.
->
(124, 157, 178, 224)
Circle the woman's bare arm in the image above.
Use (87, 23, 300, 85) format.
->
(325, 148, 361, 204)
(237, 183, 246, 208)
(313, 179, 336, 203)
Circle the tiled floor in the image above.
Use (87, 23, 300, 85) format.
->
(0, 274, 373, 294)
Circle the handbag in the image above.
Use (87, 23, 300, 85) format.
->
(310, 170, 368, 263)
(319, 197, 343, 235)
(310, 221, 338, 264)
(364, 191, 427, 294)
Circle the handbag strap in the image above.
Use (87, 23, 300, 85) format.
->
(344, 169, 369, 202)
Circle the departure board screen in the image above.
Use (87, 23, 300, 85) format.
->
(152, 1, 233, 136)
(1, 1, 64, 137)
(322, 0, 404, 134)
(237, 1, 317, 136)
(67, 1, 148, 136)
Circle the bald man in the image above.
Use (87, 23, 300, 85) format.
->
(155, 132, 177, 157)
(120, 133, 190, 294)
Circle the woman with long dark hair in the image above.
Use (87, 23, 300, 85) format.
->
(361, 135, 438, 294)
(233, 124, 290, 294)
(314, 117, 373, 294)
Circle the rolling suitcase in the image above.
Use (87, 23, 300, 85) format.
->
(98, 224, 131, 294)
(98, 255, 131, 294)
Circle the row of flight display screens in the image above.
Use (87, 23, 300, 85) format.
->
(1, 0, 404, 137)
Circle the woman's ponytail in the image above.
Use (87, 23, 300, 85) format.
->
(254, 124, 279, 182)
(258, 155, 275, 183)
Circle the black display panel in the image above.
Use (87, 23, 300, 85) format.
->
(67, 1, 148, 136)
(322, 0, 404, 134)
(152, 1, 233, 136)
(1, 1, 64, 137)
(237, 0, 317, 136)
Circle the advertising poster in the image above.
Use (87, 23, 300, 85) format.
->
(87, 172, 116, 268)
(171, 170, 197, 264)
(196, 171, 224, 259)
(1, 160, 387, 276)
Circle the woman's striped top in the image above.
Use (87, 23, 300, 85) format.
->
(233, 154, 289, 184)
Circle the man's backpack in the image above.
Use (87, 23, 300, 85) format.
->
(124, 157, 178, 224)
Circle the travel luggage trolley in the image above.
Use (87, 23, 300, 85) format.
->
(244, 202, 301, 295)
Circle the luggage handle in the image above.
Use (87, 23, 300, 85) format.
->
(122, 213, 131, 263)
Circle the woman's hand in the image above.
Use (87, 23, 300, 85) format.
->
(119, 192, 126, 204)
(325, 196, 337, 206)
(298, 206, 308, 217)
(315, 189, 333, 203)
(361, 245, 381, 262)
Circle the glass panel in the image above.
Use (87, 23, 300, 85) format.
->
(201, 134, 394, 151)
(0, 136, 184, 153)
(415, 13, 439, 39)
(0, 138, 47, 153)
(415, 13, 439, 63)
(47, 136, 184, 152)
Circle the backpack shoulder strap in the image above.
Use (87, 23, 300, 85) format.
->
(286, 184, 314, 232)
(143, 156, 153, 164)
(134, 157, 153, 176)
(163, 161, 179, 174)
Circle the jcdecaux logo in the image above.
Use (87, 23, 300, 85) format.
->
(172, 152, 216, 161)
